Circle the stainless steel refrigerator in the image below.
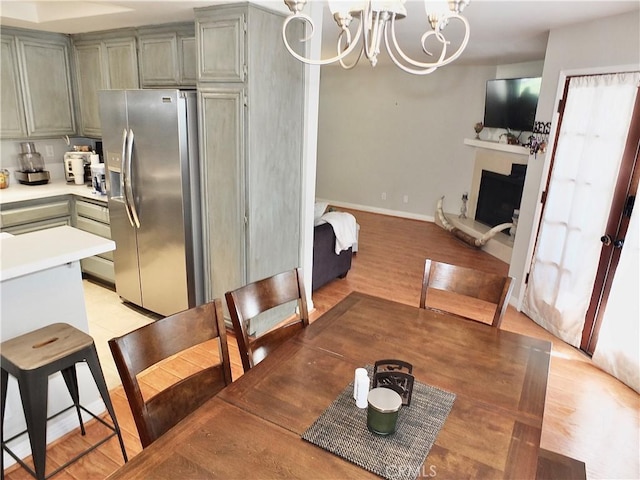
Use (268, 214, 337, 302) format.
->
(99, 89, 203, 316)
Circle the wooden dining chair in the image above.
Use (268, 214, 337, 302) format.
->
(225, 267, 309, 373)
(108, 298, 232, 448)
(419, 258, 514, 328)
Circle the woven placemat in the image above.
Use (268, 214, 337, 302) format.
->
(302, 368, 455, 480)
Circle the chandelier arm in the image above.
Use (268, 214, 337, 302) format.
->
(431, 14, 470, 67)
(361, 5, 374, 61)
(339, 45, 365, 69)
(383, 18, 443, 74)
(386, 13, 469, 69)
(384, 33, 439, 75)
(387, 15, 447, 69)
(282, 13, 363, 66)
(369, 13, 382, 58)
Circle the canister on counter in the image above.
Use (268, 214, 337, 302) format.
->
(0, 169, 9, 189)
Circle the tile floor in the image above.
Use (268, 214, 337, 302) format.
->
(83, 279, 161, 389)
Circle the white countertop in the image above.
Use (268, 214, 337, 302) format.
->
(0, 179, 107, 205)
(0, 225, 115, 281)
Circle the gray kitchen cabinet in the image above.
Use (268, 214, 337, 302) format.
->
(1, 28, 76, 139)
(73, 42, 105, 137)
(179, 36, 197, 85)
(1, 35, 28, 138)
(138, 23, 196, 87)
(74, 197, 114, 284)
(73, 32, 138, 137)
(0, 197, 72, 234)
(103, 37, 139, 89)
(198, 86, 246, 307)
(196, 9, 245, 83)
(196, 3, 304, 334)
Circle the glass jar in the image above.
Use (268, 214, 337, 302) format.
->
(367, 387, 402, 435)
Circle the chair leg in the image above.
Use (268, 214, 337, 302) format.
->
(60, 365, 86, 436)
(17, 373, 48, 480)
(1, 368, 8, 477)
(83, 346, 128, 462)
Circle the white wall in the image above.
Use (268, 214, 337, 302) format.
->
(496, 61, 544, 81)
(315, 62, 496, 220)
(511, 10, 640, 303)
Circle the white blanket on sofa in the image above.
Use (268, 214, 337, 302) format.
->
(320, 211, 358, 254)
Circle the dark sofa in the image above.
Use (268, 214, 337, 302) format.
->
(312, 222, 353, 291)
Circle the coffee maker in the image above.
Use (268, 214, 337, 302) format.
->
(64, 151, 92, 183)
(15, 142, 50, 185)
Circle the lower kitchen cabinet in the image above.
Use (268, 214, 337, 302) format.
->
(74, 197, 114, 284)
(0, 196, 72, 234)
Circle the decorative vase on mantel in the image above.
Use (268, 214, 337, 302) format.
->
(474, 122, 484, 139)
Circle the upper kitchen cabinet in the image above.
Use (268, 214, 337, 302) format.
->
(1, 35, 27, 138)
(138, 23, 196, 87)
(72, 31, 138, 137)
(196, 9, 245, 83)
(1, 28, 76, 139)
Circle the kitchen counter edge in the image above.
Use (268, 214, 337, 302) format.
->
(0, 180, 107, 205)
(0, 226, 115, 282)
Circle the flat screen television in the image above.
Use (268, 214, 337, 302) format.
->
(483, 77, 542, 132)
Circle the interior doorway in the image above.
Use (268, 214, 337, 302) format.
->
(523, 71, 640, 392)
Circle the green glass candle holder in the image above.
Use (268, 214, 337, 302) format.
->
(367, 387, 402, 435)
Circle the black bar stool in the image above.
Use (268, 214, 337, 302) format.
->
(1, 323, 128, 479)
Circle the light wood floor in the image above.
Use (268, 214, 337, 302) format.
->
(4, 209, 639, 479)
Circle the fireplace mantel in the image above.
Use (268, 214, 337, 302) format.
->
(464, 138, 530, 156)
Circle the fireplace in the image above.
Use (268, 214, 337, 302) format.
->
(475, 164, 526, 229)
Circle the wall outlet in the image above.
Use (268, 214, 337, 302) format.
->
(381, 192, 387, 200)
(403, 195, 409, 204)
(45, 145, 54, 158)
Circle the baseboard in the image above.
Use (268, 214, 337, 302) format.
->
(317, 198, 435, 223)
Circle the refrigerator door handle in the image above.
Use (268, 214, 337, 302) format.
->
(126, 128, 141, 228)
(120, 128, 136, 227)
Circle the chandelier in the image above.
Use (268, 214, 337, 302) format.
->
(282, 0, 471, 75)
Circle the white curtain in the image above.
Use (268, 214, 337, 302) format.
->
(524, 72, 639, 348)
(592, 203, 640, 393)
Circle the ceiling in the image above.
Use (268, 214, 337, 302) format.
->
(1, 1, 638, 66)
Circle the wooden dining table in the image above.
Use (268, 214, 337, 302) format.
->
(106, 292, 551, 479)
